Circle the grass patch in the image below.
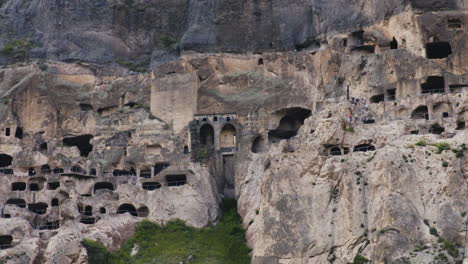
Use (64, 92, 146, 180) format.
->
(2, 39, 32, 56)
(159, 35, 178, 51)
(83, 199, 250, 264)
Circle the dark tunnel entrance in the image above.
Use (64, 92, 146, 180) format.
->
(268, 108, 311, 142)
(0, 154, 13, 167)
(117, 204, 138, 217)
(94, 182, 114, 193)
(63, 135, 93, 157)
(426, 42, 452, 59)
(0, 236, 12, 249)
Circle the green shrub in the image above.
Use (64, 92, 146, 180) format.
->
(441, 161, 448, 167)
(2, 39, 32, 55)
(432, 142, 450, 154)
(415, 139, 427, 146)
(160, 35, 178, 51)
(350, 255, 369, 264)
(439, 239, 459, 258)
(85, 199, 250, 264)
(429, 227, 439, 237)
(82, 239, 112, 264)
(344, 126, 355, 133)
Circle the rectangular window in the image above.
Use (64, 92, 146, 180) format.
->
(5, 128, 10, 136)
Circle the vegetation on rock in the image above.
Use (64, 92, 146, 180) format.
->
(83, 199, 250, 264)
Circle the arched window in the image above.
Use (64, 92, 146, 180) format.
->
(200, 124, 214, 147)
(220, 124, 236, 149)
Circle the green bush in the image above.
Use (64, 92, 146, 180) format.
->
(350, 255, 369, 264)
(439, 239, 459, 258)
(432, 142, 450, 154)
(85, 199, 250, 264)
(2, 39, 32, 55)
(160, 35, 178, 51)
(82, 239, 112, 264)
(442, 161, 448, 167)
(415, 139, 427, 146)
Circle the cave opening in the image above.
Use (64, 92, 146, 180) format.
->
(5, 128, 10, 136)
(0, 235, 12, 249)
(0, 154, 13, 167)
(448, 18, 462, 29)
(11, 182, 26, 191)
(251, 136, 266, 153)
(39, 142, 48, 152)
(94, 182, 114, 194)
(89, 168, 97, 176)
(411, 106, 429, 120)
(80, 217, 96, 224)
(387, 88, 396, 101)
(6, 198, 26, 208)
(137, 206, 149, 217)
(140, 170, 151, 178)
(14, 127, 23, 139)
(51, 198, 59, 207)
(53, 168, 64, 174)
(353, 144, 376, 152)
(41, 165, 51, 174)
(84, 206, 93, 216)
(117, 204, 138, 217)
(113, 170, 132, 176)
(421, 76, 445, 94)
(28, 203, 48, 215)
(426, 42, 452, 59)
(100, 207, 106, 214)
(62, 135, 93, 157)
(166, 174, 187, 187)
(429, 123, 445, 135)
(29, 183, 40, 191)
(28, 168, 36, 176)
(154, 162, 170, 176)
(79, 104, 93, 111)
(370, 94, 385, 104)
(330, 147, 342, 156)
(142, 182, 161, 191)
(456, 121, 465, 130)
(258, 58, 264, 65)
(390, 37, 398, 49)
(268, 108, 311, 142)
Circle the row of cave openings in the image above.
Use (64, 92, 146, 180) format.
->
(369, 77, 466, 105)
(326, 144, 376, 156)
(410, 105, 465, 131)
(340, 28, 456, 60)
(78, 204, 149, 225)
(7, 173, 187, 197)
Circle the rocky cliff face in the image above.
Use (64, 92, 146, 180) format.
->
(0, 0, 467, 263)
